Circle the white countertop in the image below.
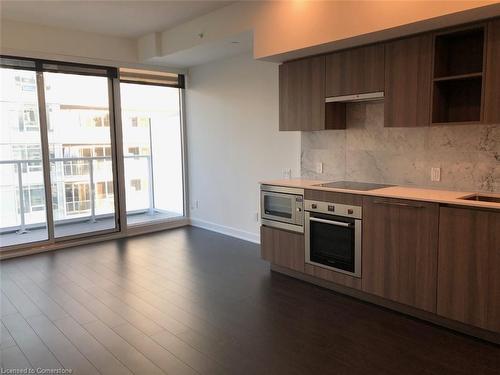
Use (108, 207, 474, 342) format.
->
(260, 179, 500, 210)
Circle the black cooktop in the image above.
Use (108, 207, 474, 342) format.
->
(314, 181, 393, 191)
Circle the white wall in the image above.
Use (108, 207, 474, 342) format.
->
(186, 53, 300, 243)
(0, 19, 184, 73)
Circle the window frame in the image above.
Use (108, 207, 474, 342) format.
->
(0, 55, 188, 258)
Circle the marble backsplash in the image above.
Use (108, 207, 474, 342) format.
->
(301, 102, 500, 192)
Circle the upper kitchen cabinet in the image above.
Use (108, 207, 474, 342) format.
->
(279, 56, 326, 131)
(485, 18, 500, 124)
(431, 24, 486, 125)
(325, 44, 384, 98)
(384, 34, 432, 127)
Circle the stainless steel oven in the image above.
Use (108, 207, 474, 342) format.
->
(305, 199, 362, 277)
(261, 185, 304, 233)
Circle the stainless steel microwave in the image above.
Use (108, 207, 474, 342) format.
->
(260, 185, 304, 233)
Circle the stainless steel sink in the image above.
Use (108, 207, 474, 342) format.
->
(459, 194, 500, 204)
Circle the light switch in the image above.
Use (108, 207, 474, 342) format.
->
(316, 162, 323, 174)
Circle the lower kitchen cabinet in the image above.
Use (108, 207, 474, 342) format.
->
(361, 197, 439, 312)
(437, 207, 500, 332)
(260, 226, 305, 272)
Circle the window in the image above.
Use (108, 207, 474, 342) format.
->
(121, 82, 184, 223)
(64, 182, 90, 214)
(95, 147, 104, 157)
(14, 75, 36, 92)
(128, 147, 140, 156)
(22, 106, 38, 131)
(18, 105, 38, 132)
(130, 179, 142, 191)
(93, 116, 103, 127)
(45, 71, 116, 236)
(21, 185, 45, 213)
(91, 114, 109, 128)
(1, 56, 185, 250)
(12, 145, 43, 173)
(131, 116, 149, 128)
(63, 160, 88, 176)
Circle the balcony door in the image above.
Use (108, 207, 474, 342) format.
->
(44, 71, 118, 238)
(0, 58, 119, 249)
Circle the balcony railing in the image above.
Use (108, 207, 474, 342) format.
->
(0, 154, 154, 235)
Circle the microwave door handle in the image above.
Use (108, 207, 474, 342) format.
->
(309, 217, 351, 227)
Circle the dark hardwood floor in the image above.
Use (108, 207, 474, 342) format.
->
(1, 226, 499, 374)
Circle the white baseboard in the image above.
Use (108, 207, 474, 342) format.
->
(189, 218, 260, 244)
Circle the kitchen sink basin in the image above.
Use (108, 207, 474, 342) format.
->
(459, 194, 500, 204)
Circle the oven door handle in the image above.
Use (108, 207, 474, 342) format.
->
(309, 217, 351, 227)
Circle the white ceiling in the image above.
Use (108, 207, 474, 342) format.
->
(0, 0, 233, 38)
(149, 30, 253, 68)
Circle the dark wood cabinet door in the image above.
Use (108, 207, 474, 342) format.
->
(437, 207, 500, 332)
(279, 56, 325, 131)
(385, 34, 432, 127)
(485, 19, 500, 124)
(325, 44, 384, 97)
(260, 226, 305, 272)
(362, 197, 439, 312)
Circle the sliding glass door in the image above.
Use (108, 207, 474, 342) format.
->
(1, 56, 186, 253)
(43, 72, 117, 238)
(0, 58, 119, 250)
(120, 82, 184, 226)
(0, 66, 49, 247)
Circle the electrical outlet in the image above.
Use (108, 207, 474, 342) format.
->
(282, 168, 292, 179)
(316, 162, 323, 174)
(431, 167, 441, 182)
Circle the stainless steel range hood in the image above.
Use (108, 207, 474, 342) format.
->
(325, 91, 384, 103)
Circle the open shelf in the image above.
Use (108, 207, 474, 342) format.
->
(434, 27, 484, 78)
(431, 25, 485, 124)
(432, 77, 482, 124)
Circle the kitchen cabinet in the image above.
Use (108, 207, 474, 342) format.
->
(384, 34, 432, 127)
(485, 18, 500, 124)
(361, 197, 439, 312)
(279, 56, 326, 131)
(437, 207, 500, 332)
(431, 24, 486, 124)
(260, 226, 305, 272)
(325, 44, 384, 97)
